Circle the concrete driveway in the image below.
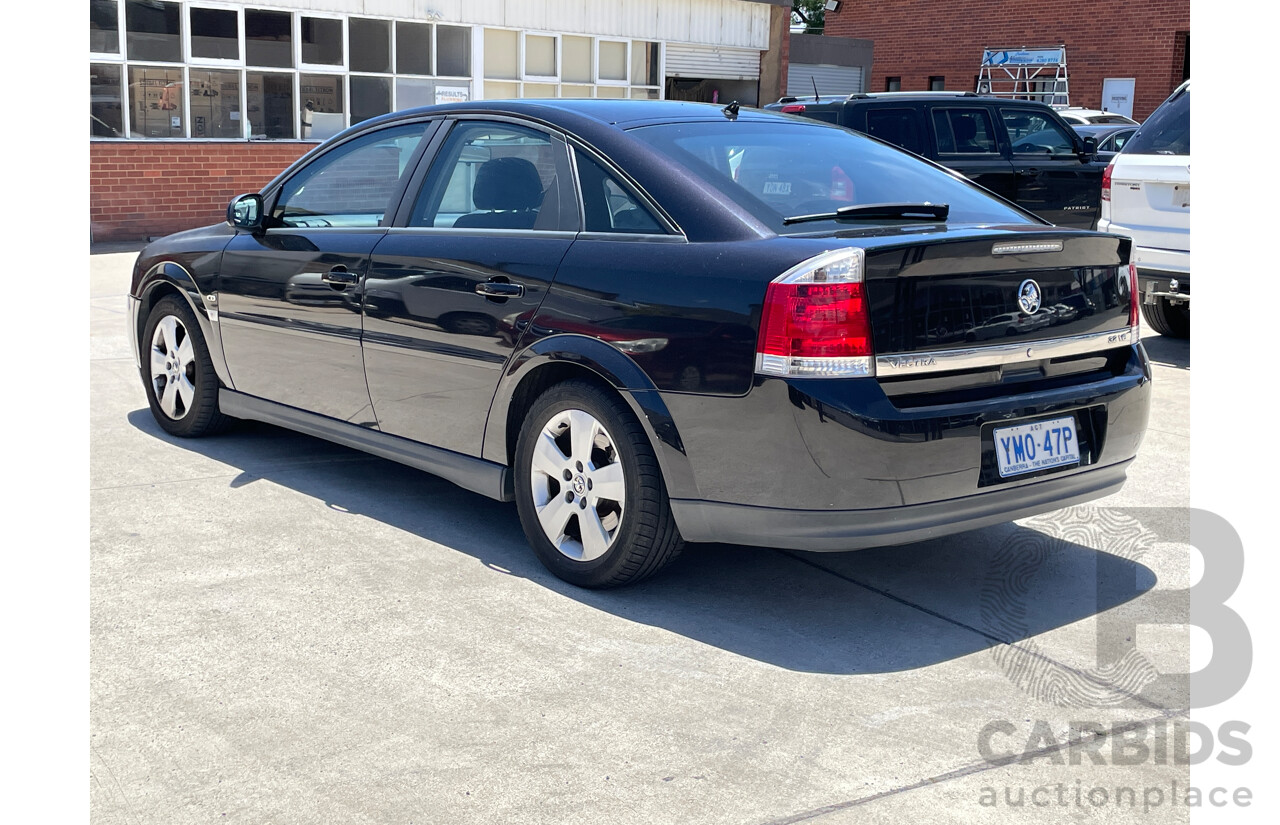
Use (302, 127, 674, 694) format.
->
(91, 248, 1192, 824)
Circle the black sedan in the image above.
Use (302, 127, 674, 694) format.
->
(128, 100, 1150, 588)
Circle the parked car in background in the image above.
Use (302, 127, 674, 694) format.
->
(1055, 107, 1140, 126)
(128, 100, 1149, 588)
(1071, 124, 1138, 162)
(765, 92, 1105, 228)
(1097, 80, 1190, 337)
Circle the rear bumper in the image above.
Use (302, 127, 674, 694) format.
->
(1096, 219, 1189, 276)
(671, 458, 1131, 550)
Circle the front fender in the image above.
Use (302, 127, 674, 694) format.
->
(482, 334, 699, 501)
(134, 261, 234, 388)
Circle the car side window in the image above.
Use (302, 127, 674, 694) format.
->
(573, 148, 664, 235)
(931, 108, 999, 155)
(865, 108, 924, 155)
(409, 121, 576, 231)
(273, 122, 429, 228)
(1000, 109, 1077, 155)
(1111, 131, 1133, 152)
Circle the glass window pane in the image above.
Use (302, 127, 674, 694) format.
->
(932, 108, 998, 154)
(127, 65, 184, 137)
(484, 29, 518, 79)
(483, 81, 519, 100)
(349, 18, 390, 74)
(351, 75, 392, 125)
(595, 85, 625, 99)
(300, 74, 344, 139)
(277, 122, 429, 226)
(631, 41, 659, 87)
(125, 0, 181, 63)
(246, 9, 292, 68)
(598, 41, 626, 82)
(246, 71, 295, 138)
(522, 83, 556, 98)
(396, 78, 434, 110)
(396, 21, 432, 75)
(301, 16, 342, 66)
(525, 35, 555, 77)
(190, 7, 238, 61)
(436, 26, 471, 77)
(188, 69, 241, 138)
(560, 84, 591, 99)
(562, 36, 591, 83)
(90, 63, 124, 137)
(1000, 108, 1076, 154)
(574, 148, 663, 234)
(90, 0, 119, 54)
(630, 87, 660, 100)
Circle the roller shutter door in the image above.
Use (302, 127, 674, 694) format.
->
(665, 43, 761, 80)
(787, 64, 864, 97)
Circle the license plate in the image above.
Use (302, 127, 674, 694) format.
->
(994, 416, 1080, 478)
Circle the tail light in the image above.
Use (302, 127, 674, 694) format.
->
(1101, 162, 1113, 201)
(1128, 262, 1141, 340)
(780, 104, 806, 114)
(755, 248, 874, 378)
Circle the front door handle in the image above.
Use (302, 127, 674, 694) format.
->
(322, 266, 359, 287)
(475, 281, 524, 298)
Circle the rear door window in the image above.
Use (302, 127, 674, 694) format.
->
(931, 108, 1000, 155)
(865, 107, 924, 154)
(573, 148, 665, 234)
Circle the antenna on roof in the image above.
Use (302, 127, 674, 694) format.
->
(811, 76, 820, 102)
(722, 100, 740, 120)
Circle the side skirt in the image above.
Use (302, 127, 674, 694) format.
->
(220, 390, 514, 502)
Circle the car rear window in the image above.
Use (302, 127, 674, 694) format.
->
(627, 120, 1029, 233)
(1123, 86, 1190, 155)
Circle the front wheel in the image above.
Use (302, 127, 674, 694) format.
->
(513, 380, 683, 588)
(140, 294, 232, 437)
(1140, 295, 1190, 338)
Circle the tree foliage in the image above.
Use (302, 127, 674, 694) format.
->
(792, 0, 825, 34)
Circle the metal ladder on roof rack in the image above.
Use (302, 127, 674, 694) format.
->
(976, 46, 1069, 107)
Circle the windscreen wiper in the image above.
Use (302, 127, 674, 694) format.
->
(782, 202, 950, 225)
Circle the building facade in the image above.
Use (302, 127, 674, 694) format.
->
(824, 0, 1189, 122)
(89, 0, 788, 241)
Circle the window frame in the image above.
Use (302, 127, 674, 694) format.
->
(521, 31, 560, 84)
(595, 37, 630, 87)
(185, 2, 244, 67)
(999, 106, 1080, 158)
(90, 0, 126, 59)
(297, 12, 347, 72)
(930, 106, 1003, 158)
(123, 0, 185, 65)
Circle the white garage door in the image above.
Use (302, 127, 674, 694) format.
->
(787, 64, 864, 98)
(665, 43, 761, 80)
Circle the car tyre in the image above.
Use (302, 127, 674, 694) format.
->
(141, 294, 233, 437)
(1139, 295, 1190, 339)
(514, 380, 684, 588)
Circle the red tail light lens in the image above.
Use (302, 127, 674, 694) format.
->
(756, 249, 874, 377)
(1101, 163, 1113, 201)
(1128, 262, 1140, 338)
(780, 104, 806, 114)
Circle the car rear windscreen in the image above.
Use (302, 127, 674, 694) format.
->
(1123, 87, 1190, 156)
(628, 120, 1030, 233)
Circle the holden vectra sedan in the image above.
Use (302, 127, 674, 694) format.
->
(128, 100, 1150, 588)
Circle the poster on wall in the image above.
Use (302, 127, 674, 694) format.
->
(435, 86, 470, 105)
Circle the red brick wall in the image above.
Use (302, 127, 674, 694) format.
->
(90, 141, 313, 242)
(825, 1, 1190, 122)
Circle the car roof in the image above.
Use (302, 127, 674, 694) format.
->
(361, 98, 791, 131)
(1070, 123, 1137, 135)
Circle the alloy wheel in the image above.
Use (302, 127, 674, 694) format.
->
(149, 315, 197, 420)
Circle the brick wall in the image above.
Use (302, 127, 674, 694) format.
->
(825, 1, 1190, 122)
(90, 141, 313, 242)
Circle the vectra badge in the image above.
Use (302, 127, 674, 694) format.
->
(1018, 279, 1042, 316)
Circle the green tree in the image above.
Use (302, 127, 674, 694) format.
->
(792, 0, 825, 34)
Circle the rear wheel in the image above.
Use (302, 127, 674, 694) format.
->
(1140, 295, 1190, 338)
(514, 380, 683, 588)
(141, 294, 232, 437)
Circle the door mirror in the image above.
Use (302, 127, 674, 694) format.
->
(1079, 135, 1099, 161)
(227, 193, 264, 231)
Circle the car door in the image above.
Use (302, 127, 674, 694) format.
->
(998, 106, 1098, 228)
(217, 120, 435, 423)
(926, 106, 1018, 203)
(361, 117, 579, 454)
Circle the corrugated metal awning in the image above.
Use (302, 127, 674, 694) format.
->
(665, 43, 761, 80)
(787, 64, 864, 97)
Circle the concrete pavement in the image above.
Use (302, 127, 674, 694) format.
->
(91, 249, 1192, 824)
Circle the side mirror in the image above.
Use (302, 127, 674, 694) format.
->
(1079, 135, 1099, 161)
(227, 193, 264, 231)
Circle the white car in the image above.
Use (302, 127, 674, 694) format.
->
(1055, 107, 1140, 126)
(1096, 80, 1190, 337)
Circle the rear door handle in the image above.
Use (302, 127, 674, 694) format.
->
(475, 281, 524, 298)
(322, 266, 359, 287)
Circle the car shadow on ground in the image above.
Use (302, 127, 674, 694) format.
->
(126, 410, 1158, 675)
(1141, 331, 1189, 370)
